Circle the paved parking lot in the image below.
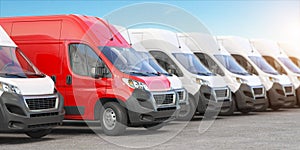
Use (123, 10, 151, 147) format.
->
(1, 108, 300, 150)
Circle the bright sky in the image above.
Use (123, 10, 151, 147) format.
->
(0, 0, 299, 46)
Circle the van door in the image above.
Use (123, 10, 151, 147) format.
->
(64, 42, 109, 120)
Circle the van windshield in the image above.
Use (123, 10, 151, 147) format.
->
(249, 56, 279, 75)
(99, 46, 159, 76)
(0, 46, 44, 78)
(215, 55, 249, 75)
(278, 57, 300, 74)
(172, 53, 213, 76)
(137, 52, 170, 76)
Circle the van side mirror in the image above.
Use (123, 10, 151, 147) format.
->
(91, 65, 109, 79)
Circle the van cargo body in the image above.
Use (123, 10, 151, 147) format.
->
(179, 33, 267, 113)
(0, 15, 179, 135)
(218, 36, 295, 110)
(0, 25, 64, 138)
(252, 39, 298, 107)
(129, 29, 232, 117)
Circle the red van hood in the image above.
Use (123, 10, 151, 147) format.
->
(139, 75, 171, 92)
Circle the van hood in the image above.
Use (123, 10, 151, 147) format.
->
(198, 75, 227, 88)
(272, 74, 292, 85)
(235, 74, 262, 87)
(166, 75, 183, 89)
(0, 76, 55, 95)
(140, 75, 170, 92)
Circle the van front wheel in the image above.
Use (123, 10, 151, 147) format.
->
(25, 129, 52, 138)
(100, 102, 127, 136)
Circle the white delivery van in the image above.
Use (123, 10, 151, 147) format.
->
(279, 43, 300, 68)
(179, 33, 267, 113)
(129, 28, 232, 117)
(252, 39, 299, 106)
(115, 26, 190, 120)
(0, 26, 64, 138)
(218, 36, 296, 109)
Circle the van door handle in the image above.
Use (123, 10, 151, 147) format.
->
(66, 75, 72, 85)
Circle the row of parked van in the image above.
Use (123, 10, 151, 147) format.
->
(0, 14, 299, 137)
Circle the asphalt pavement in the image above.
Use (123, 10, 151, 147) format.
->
(1, 108, 300, 150)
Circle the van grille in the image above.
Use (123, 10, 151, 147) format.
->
(177, 91, 184, 101)
(25, 97, 57, 111)
(153, 93, 175, 105)
(214, 89, 228, 98)
(253, 88, 263, 95)
(284, 86, 293, 93)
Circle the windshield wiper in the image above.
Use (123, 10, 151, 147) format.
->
(146, 72, 161, 76)
(0, 73, 27, 78)
(231, 71, 248, 75)
(196, 72, 211, 76)
(128, 71, 149, 76)
(25, 73, 46, 77)
(264, 71, 278, 75)
(160, 72, 172, 76)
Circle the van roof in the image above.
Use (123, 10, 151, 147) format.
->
(128, 28, 193, 54)
(178, 32, 231, 56)
(0, 14, 129, 48)
(0, 25, 17, 47)
(278, 42, 300, 57)
(251, 39, 288, 58)
(217, 36, 261, 57)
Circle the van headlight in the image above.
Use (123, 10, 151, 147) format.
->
(122, 78, 149, 91)
(195, 78, 209, 85)
(269, 77, 279, 83)
(236, 77, 248, 84)
(0, 82, 21, 94)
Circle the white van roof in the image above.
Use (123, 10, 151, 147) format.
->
(278, 42, 300, 58)
(0, 26, 17, 47)
(128, 28, 193, 54)
(178, 32, 231, 56)
(251, 39, 288, 57)
(217, 36, 261, 57)
(114, 25, 147, 52)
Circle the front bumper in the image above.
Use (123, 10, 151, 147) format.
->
(0, 92, 64, 132)
(125, 89, 179, 126)
(235, 84, 267, 112)
(267, 83, 296, 108)
(197, 85, 232, 114)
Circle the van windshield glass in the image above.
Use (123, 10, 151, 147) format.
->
(137, 52, 170, 75)
(278, 57, 300, 74)
(215, 55, 249, 75)
(249, 56, 279, 75)
(99, 46, 159, 76)
(172, 53, 213, 76)
(0, 46, 43, 78)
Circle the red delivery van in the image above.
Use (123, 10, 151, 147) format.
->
(0, 15, 179, 136)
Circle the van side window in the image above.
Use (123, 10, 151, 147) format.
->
(263, 56, 287, 74)
(69, 44, 110, 77)
(195, 53, 225, 76)
(149, 51, 183, 77)
(232, 54, 258, 75)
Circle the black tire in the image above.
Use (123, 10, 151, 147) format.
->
(177, 97, 196, 121)
(25, 129, 52, 139)
(100, 102, 127, 136)
(270, 105, 281, 111)
(143, 123, 164, 131)
(219, 98, 236, 116)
